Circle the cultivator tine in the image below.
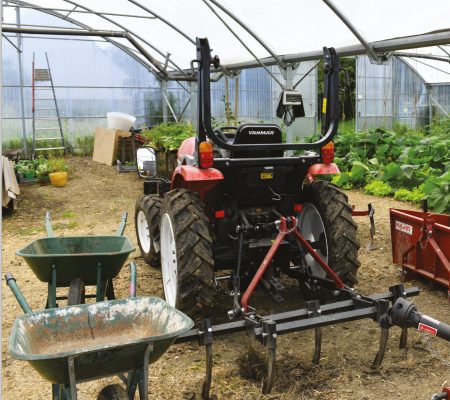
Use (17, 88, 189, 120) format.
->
(199, 319, 214, 400)
(399, 327, 408, 348)
(261, 320, 277, 395)
(367, 204, 379, 251)
(372, 328, 389, 369)
(306, 301, 322, 365)
(372, 299, 391, 369)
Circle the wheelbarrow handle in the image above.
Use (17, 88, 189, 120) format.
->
(45, 211, 54, 238)
(116, 211, 128, 236)
(5, 273, 33, 314)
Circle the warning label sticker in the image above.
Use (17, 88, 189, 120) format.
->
(395, 221, 413, 235)
(418, 323, 437, 335)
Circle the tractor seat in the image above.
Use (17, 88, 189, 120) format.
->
(230, 123, 283, 158)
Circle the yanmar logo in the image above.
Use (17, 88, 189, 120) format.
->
(248, 130, 275, 135)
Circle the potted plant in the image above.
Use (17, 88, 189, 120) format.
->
(47, 157, 69, 187)
(35, 157, 51, 185)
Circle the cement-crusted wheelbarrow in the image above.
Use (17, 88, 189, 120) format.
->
(6, 274, 194, 400)
(16, 211, 135, 307)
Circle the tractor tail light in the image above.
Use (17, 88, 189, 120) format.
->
(294, 204, 302, 213)
(215, 210, 225, 219)
(321, 141, 334, 164)
(199, 141, 214, 168)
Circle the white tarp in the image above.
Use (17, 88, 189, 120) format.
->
(3, 0, 450, 70)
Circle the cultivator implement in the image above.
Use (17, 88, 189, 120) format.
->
(175, 283, 450, 398)
(173, 215, 449, 398)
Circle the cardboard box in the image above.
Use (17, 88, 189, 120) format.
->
(92, 127, 131, 166)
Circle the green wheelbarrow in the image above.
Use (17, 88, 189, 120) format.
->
(6, 274, 194, 400)
(16, 212, 135, 308)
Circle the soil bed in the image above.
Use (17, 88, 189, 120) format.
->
(2, 157, 449, 399)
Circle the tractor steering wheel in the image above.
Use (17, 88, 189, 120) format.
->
(214, 126, 238, 143)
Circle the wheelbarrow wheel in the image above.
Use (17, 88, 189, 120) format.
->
(67, 278, 85, 305)
(135, 194, 162, 268)
(97, 384, 128, 400)
(298, 181, 361, 286)
(160, 189, 216, 316)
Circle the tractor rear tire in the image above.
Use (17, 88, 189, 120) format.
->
(160, 189, 216, 316)
(299, 181, 360, 286)
(97, 384, 128, 400)
(135, 195, 162, 268)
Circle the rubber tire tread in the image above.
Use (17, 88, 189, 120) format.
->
(135, 194, 162, 268)
(96, 384, 128, 400)
(161, 189, 216, 316)
(300, 181, 360, 285)
(67, 278, 85, 305)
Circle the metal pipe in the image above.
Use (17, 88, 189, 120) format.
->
(322, 0, 379, 62)
(60, 0, 187, 75)
(5, 273, 33, 314)
(206, 0, 285, 69)
(221, 31, 450, 72)
(129, 262, 137, 298)
(15, 6, 29, 156)
(127, 0, 196, 45)
(394, 52, 450, 63)
(200, 0, 284, 88)
(293, 61, 321, 89)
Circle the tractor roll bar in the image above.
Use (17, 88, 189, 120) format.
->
(196, 37, 340, 153)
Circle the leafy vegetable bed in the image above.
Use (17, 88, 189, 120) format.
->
(332, 119, 450, 213)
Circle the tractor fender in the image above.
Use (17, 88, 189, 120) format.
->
(171, 165, 224, 200)
(306, 163, 340, 182)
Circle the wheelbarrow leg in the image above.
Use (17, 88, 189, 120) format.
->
(47, 265, 57, 309)
(199, 319, 214, 400)
(138, 343, 154, 400)
(68, 356, 78, 400)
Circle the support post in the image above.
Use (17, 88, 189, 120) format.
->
(161, 80, 168, 123)
(15, 6, 28, 156)
(279, 64, 300, 155)
(189, 81, 198, 131)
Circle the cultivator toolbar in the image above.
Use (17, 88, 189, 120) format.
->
(171, 214, 450, 398)
(175, 283, 450, 398)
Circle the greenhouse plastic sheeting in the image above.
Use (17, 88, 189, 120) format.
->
(3, 0, 450, 70)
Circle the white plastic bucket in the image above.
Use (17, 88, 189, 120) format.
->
(107, 112, 136, 131)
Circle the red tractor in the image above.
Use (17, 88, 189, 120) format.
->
(135, 38, 360, 316)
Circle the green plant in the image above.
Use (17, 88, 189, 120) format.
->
(394, 187, 425, 203)
(141, 123, 194, 151)
(423, 172, 450, 213)
(364, 180, 393, 197)
(47, 157, 69, 173)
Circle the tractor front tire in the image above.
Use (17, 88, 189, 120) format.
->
(135, 195, 162, 268)
(299, 181, 360, 286)
(160, 189, 216, 316)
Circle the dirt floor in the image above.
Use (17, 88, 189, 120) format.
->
(2, 157, 449, 399)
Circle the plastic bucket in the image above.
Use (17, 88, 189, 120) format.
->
(49, 172, 68, 187)
(107, 112, 136, 131)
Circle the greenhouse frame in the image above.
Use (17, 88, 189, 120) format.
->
(2, 0, 450, 155)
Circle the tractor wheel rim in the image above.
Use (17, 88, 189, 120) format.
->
(298, 202, 329, 278)
(160, 213, 178, 307)
(137, 210, 151, 253)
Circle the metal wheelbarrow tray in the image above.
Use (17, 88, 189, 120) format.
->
(16, 235, 134, 285)
(16, 212, 135, 307)
(8, 296, 194, 384)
